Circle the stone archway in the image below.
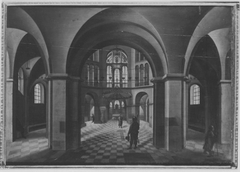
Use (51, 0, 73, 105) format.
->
(65, 7, 168, 151)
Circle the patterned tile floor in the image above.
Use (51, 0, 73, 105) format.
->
(6, 119, 232, 166)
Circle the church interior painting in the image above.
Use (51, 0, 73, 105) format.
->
(2, 3, 238, 167)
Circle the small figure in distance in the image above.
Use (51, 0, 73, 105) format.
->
(118, 115, 123, 128)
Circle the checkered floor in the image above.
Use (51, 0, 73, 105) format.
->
(6, 129, 48, 160)
(6, 119, 231, 166)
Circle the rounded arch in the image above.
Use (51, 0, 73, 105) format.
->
(184, 7, 231, 76)
(6, 28, 27, 78)
(187, 34, 221, 134)
(84, 93, 96, 122)
(135, 92, 148, 120)
(186, 35, 221, 80)
(7, 7, 50, 74)
(66, 7, 168, 78)
(13, 34, 48, 80)
(83, 91, 100, 107)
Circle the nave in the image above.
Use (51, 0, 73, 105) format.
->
(7, 119, 230, 166)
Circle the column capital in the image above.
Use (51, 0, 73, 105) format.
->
(6, 78, 14, 82)
(218, 80, 231, 85)
(45, 73, 82, 81)
(150, 76, 165, 83)
(151, 74, 188, 83)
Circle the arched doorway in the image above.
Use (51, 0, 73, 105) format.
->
(66, 8, 167, 150)
(13, 34, 48, 141)
(186, 35, 221, 146)
(84, 94, 95, 123)
(135, 92, 149, 122)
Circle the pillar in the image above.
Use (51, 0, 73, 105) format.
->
(47, 79, 52, 148)
(6, 79, 13, 143)
(151, 77, 165, 149)
(126, 99, 134, 123)
(182, 78, 189, 148)
(94, 105, 102, 123)
(130, 48, 135, 87)
(164, 74, 184, 150)
(48, 74, 67, 150)
(47, 74, 81, 150)
(66, 76, 81, 149)
(24, 77, 29, 135)
(218, 80, 232, 144)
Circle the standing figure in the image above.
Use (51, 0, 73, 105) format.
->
(118, 115, 123, 128)
(127, 117, 139, 149)
(203, 125, 215, 156)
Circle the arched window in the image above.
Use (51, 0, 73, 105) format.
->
(122, 66, 128, 87)
(145, 63, 149, 85)
(114, 100, 120, 109)
(106, 49, 128, 88)
(135, 65, 139, 86)
(122, 101, 125, 108)
(18, 68, 24, 95)
(109, 102, 113, 108)
(94, 66, 99, 87)
(107, 66, 112, 87)
(93, 50, 99, 62)
(190, 84, 200, 105)
(140, 64, 144, 86)
(135, 51, 140, 62)
(87, 65, 90, 85)
(34, 83, 44, 104)
(90, 65, 94, 86)
(114, 69, 120, 87)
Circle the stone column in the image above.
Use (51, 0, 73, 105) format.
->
(47, 79, 52, 148)
(94, 105, 102, 123)
(48, 74, 67, 150)
(24, 78, 29, 135)
(164, 74, 184, 150)
(6, 79, 13, 144)
(126, 98, 134, 123)
(66, 76, 81, 150)
(130, 48, 135, 87)
(151, 77, 165, 149)
(182, 78, 189, 148)
(218, 80, 232, 144)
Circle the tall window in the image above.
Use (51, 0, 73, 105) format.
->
(90, 65, 94, 86)
(109, 102, 113, 108)
(135, 51, 139, 62)
(122, 66, 128, 87)
(145, 63, 149, 85)
(107, 66, 112, 87)
(114, 100, 120, 109)
(106, 49, 128, 88)
(34, 83, 44, 104)
(135, 65, 139, 86)
(121, 101, 125, 108)
(18, 68, 24, 95)
(140, 64, 144, 86)
(114, 69, 120, 87)
(94, 66, 99, 86)
(86, 65, 90, 85)
(93, 50, 99, 62)
(190, 84, 200, 105)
